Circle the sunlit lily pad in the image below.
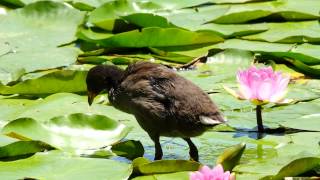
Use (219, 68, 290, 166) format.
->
(243, 21, 320, 43)
(78, 27, 223, 51)
(111, 140, 144, 160)
(0, 140, 53, 160)
(0, 70, 87, 95)
(140, 160, 200, 175)
(216, 142, 246, 171)
(0, 1, 84, 84)
(212, 0, 320, 23)
(0, 151, 132, 180)
(0, 93, 134, 124)
(2, 113, 130, 153)
(0, 135, 53, 160)
(234, 152, 320, 180)
(132, 171, 190, 180)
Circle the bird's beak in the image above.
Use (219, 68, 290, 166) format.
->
(88, 91, 97, 106)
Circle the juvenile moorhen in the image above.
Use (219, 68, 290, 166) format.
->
(86, 61, 226, 161)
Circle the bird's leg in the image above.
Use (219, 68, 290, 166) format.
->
(183, 138, 199, 162)
(150, 134, 163, 160)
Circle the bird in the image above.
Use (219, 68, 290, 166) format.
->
(86, 61, 226, 161)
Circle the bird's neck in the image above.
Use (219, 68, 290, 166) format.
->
(106, 69, 124, 91)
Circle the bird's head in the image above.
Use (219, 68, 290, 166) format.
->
(86, 65, 124, 105)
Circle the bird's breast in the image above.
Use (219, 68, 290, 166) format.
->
(108, 88, 133, 114)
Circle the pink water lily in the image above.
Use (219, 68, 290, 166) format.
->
(190, 165, 235, 180)
(224, 65, 291, 132)
(225, 66, 290, 105)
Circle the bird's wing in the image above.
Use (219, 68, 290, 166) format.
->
(117, 62, 175, 116)
(119, 61, 225, 125)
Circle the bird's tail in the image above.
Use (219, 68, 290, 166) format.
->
(199, 113, 227, 126)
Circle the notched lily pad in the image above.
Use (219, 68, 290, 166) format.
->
(2, 113, 131, 153)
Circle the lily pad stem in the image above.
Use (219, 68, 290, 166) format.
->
(256, 105, 264, 133)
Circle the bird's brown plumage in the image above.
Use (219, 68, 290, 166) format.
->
(109, 61, 224, 137)
(86, 61, 225, 161)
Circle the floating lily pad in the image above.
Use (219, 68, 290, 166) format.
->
(0, 1, 84, 84)
(235, 152, 320, 180)
(0, 70, 87, 95)
(78, 27, 223, 51)
(111, 140, 144, 160)
(0, 151, 133, 180)
(2, 113, 130, 152)
(212, 39, 320, 65)
(132, 171, 190, 180)
(243, 21, 320, 43)
(136, 159, 201, 175)
(212, 0, 320, 24)
(216, 142, 246, 171)
(0, 140, 54, 160)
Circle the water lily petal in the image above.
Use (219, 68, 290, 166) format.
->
(235, 65, 290, 104)
(212, 164, 224, 176)
(223, 86, 245, 99)
(238, 84, 252, 99)
(223, 171, 231, 180)
(189, 164, 235, 180)
(190, 171, 204, 180)
(257, 80, 273, 101)
(230, 173, 236, 180)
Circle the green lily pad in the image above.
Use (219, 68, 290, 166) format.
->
(111, 140, 144, 160)
(0, 93, 134, 124)
(235, 152, 320, 180)
(165, 5, 229, 31)
(0, 135, 53, 160)
(216, 142, 246, 171)
(212, 0, 320, 24)
(132, 171, 190, 180)
(243, 21, 320, 43)
(0, 70, 87, 95)
(2, 113, 130, 152)
(194, 23, 269, 38)
(261, 157, 320, 180)
(177, 49, 253, 92)
(78, 27, 223, 51)
(0, 140, 54, 160)
(88, 0, 159, 31)
(0, 1, 84, 84)
(0, 1, 84, 49)
(121, 13, 177, 29)
(70, 0, 114, 10)
(264, 99, 320, 131)
(0, 151, 132, 180)
(212, 39, 320, 65)
(136, 159, 201, 175)
(0, 47, 79, 85)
